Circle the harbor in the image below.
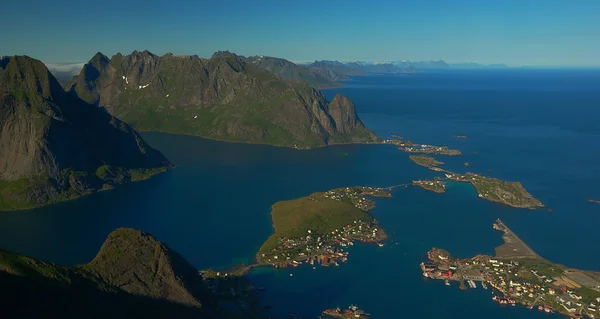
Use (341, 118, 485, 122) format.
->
(420, 219, 600, 318)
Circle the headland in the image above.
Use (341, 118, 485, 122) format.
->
(445, 172, 545, 209)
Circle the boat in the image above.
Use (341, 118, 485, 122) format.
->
(445, 279, 450, 286)
(481, 281, 488, 289)
(377, 243, 384, 247)
(468, 280, 476, 288)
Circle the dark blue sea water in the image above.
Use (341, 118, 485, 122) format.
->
(1, 69, 599, 318)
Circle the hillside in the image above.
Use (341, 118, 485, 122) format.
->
(0, 228, 221, 318)
(257, 187, 390, 263)
(0, 56, 172, 211)
(246, 55, 345, 89)
(68, 50, 380, 148)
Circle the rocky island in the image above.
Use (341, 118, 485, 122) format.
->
(68, 51, 380, 149)
(322, 305, 371, 319)
(409, 155, 444, 168)
(383, 138, 462, 156)
(256, 187, 390, 268)
(413, 179, 446, 193)
(421, 219, 600, 319)
(0, 56, 172, 211)
(445, 172, 545, 209)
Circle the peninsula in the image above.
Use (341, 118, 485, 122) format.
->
(256, 187, 390, 268)
(421, 219, 600, 318)
(413, 179, 446, 193)
(402, 147, 542, 209)
(409, 155, 444, 168)
(445, 172, 545, 209)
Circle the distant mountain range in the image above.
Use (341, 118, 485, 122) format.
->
(300, 59, 508, 77)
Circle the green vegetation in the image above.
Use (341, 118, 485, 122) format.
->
(409, 155, 444, 168)
(259, 193, 372, 254)
(0, 165, 169, 211)
(70, 51, 380, 149)
(257, 187, 389, 265)
(413, 180, 446, 193)
(0, 176, 52, 210)
(517, 259, 565, 279)
(0, 228, 265, 318)
(446, 173, 544, 209)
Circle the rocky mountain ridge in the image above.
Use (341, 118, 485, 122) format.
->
(0, 55, 172, 211)
(68, 50, 380, 148)
(246, 55, 346, 89)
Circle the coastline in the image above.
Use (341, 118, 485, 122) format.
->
(421, 219, 600, 318)
(136, 130, 383, 150)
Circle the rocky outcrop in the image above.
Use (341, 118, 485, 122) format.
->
(68, 51, 381, 148)
(0, 228, 218, 318)
(86, 228, 208, 308)
(0, 56, 172, 210)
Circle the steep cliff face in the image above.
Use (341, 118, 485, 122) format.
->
(0, 228, 217, 318)
(0, 56, 172, 211)
(69, 51, 380, 148)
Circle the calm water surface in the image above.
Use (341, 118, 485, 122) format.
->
(1, 69, 599, 318)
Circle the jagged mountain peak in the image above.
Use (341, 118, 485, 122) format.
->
(68, 51, 380, 148)
(0, 55, 68, 103)
(211, 50, 239, 59)
(0, 56, 172, 210)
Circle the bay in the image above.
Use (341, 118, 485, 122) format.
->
(1, 69, 599, 318)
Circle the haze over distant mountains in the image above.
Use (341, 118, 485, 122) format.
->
(45, 56, 509, 83)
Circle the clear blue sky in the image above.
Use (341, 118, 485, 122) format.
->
(3, 0, 599, 66)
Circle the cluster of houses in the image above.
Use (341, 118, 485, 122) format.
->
(319, 187, 379, 211)
(322, 305, 368, 319)
(260, 219, 381, 268)
(422, 249, 600, 318)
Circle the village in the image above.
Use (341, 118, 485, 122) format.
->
(258, 217, 384, 269)
(317, 186, 391, 211)
(321, 305, 370, 319)
(382, 139, 462, 156)
(420, 220, 600, 319)
(255, 186, 390, 271)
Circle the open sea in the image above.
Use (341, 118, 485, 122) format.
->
(1, 69, 600, 318)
